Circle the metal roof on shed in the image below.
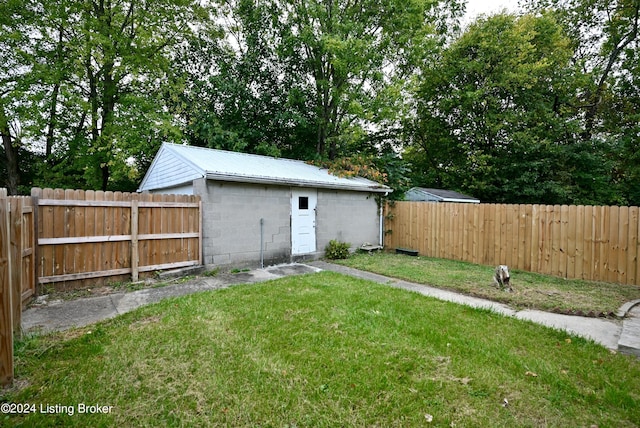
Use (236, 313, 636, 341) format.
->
(138, 143, 391, 193)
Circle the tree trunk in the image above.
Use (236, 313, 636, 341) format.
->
(0, 103, 20, 195)
(316, 119, 327, 157)
(581, 3, 638, 141)
(101, 163, 110, 191)
(45, 82, 60, 160)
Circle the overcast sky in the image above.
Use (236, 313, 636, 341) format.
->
(464, 0, 520, 19)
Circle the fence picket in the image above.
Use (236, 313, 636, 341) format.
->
(63, 189, 75, 286)
(629, 207, 639, 285)
(574, 206, 584, 281)
(465, 204, 474, 263)
(522, 205, 532, 271)
(618, 207, 629, 284)
(0, 195, 13, 386)
(491, 204, 498, 264)
(429, 202, 437, 257)
(1, 196, 10, 362)
(475, 204, 484, 265)
(9, 199, 21, 334)
(605, 207, 615, 282)
(595, 205, 606, 281)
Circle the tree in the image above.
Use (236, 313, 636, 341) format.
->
(182, 0, 463, 163)
(0, 0, 37, 194)
(71, 0, 210, 190)
(1, 0, 210, 192)
(169, 0, 318, 159)
(523, 0, 639, 142)
(405, 12, 600, 204)
(520, 0, 640, 205)
(603, 25, 640, 205)
(275, 0, 463, 159)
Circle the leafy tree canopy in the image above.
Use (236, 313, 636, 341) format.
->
(405, 11, 626, 204)
(1, 0, 638, 207)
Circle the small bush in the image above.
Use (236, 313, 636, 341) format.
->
(325, 239, 351, 259)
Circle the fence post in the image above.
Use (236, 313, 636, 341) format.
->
(30, 189, 40, 297)
(1, 197, 14, 386)
(131, 200, 139, 282)
(10, 198, 22, 337)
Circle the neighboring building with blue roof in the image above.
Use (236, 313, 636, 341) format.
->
(404, 187, 480, 204)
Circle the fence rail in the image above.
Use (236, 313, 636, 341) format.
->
(385, 202, 640, 285)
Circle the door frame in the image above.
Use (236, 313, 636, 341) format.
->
(291, 188, 317, 255)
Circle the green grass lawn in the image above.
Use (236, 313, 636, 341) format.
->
(2, 272, 639, 427)
(336, 252, 640, 316)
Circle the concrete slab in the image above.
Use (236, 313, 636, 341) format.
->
(515, 310, 622, 350)
(616, 299, 640, 318)
(310, 261, 517, 315)
(22, 263, 319, 334)
(618, 305, 640, 357)
(265, 263, 322, 277)
(23, 294, 124, 333)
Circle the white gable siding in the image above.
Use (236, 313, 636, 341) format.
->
(140, 147, 203, 191)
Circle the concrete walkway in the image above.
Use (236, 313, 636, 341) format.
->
(21, 261, 640, 357)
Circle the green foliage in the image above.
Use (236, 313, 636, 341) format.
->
(285, 0, 449, 159)
(311, 152, 411, 199)
(1, 0, 638, 207)
(312, 156, 387, 184)
(1, 0, 209, 191)
(190, 0, 461, 161)
(324, 239, 351, 259)
(520, 0, 640, 205)
(169, 0, 318, 159)
(202, 268, 220, 277)
(406, 12, 614, 204)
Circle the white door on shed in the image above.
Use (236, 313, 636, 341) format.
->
(291, 189, 317, 255)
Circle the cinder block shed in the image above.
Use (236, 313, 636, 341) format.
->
(138, 143, 391, 267)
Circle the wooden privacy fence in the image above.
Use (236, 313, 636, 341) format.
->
(2, 188, 202, 385)
(32, 188, 202, 288)
(1, 190, 35, 385)
(385, 202, 640, 285)
(1, 189, 13, 386)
